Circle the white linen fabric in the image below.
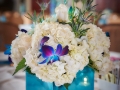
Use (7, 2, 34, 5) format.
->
(0, 66, 25, 90)
(0, 52, 25, 90)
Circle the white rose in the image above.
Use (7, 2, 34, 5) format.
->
(55, 4, 69, 22)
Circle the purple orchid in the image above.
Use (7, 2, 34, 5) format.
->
(39, 36, 69, 64)
(21, 29, 27, 33)
(4, 45, 11, 55)
(4, 45, 13, 64)
(40, 36, 49, 46)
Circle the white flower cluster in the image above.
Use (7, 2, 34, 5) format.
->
(11, 31, 31, 66)
(24, 22, 89, 86)
(10, 4, 112, 86)
(81, 24, 112, 74)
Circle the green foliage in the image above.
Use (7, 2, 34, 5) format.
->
(25, 1, 50, 23)
(68, 6, 75, 21)
(37, 1, 50, 11)
(25, 11, 43, 23)
(74, 0, 80, 3)
(37, 1, 50, 19)
(88, 57, 99, 72)
(75, 28, 90, 38)
(64, 83, 70, 90)
(83, 0, 97, 11)
(25, 67, 35, 75)
(13, 58, 26, 75)
(13, 58, 34, 76)
(64, 0, 68, 4)
(66, 0, 99, 38)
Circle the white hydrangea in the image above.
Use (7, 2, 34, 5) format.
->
(81, 24, 112, 74)
(11, 31, 31, 67)
(24, 22, 89, 86)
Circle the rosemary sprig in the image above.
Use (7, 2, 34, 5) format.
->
(74, 0, 80, 3)
(66, 0, 98, 38)
(25, 1, 50, 24)
(37, 1, 50, 19)
(25, 11, 43, 24)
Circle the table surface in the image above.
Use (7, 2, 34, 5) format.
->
(0, 52, 119, 90)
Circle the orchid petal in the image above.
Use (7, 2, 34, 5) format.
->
(60, 45, 69, 56)
(4, 49, 11, 55)
(40, 36, 49, 46)
(4, 45, 11, 55)
(52, 56, 60, 62)
(41, 45, 54, 58)
(8, 56, 12, 64)
(5, 45, 11, 48)
(55, 44, 62, 56)
(39, 58, 49, 64)
(48, 55, 59, 64)
(106, 32, 110, 37)
(37, 54, 41, 58)
(21, 29, 27, 33)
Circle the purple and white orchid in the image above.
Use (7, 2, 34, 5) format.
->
(39, 36, 69, 64)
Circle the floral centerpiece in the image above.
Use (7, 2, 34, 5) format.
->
(4, 0, 112, 90)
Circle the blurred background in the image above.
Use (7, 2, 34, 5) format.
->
(0, 0, 120, 90)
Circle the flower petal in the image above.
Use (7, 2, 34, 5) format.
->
(21, 29, 27, 33)
(8, 56, 12, 64)
(55, 44, 62, 55)
(5, 45, 11, 48)
(106, 32, 110, 37)
(39, 58, 49, 64)
(4, 45, 11, 55)
(52, 55, 59, 63)
(41, 45, 54, 58)
(60, 45, 69, 56)
(40, 36, 49, 46)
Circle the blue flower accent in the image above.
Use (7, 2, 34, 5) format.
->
(8, 56, 13, 64)
(39, 36, 69, 64)
(4, 45, 13, 64)
(4, 45, 11, 55)
(40, 36, 49, 46)
(21, 29, 27, 33)
(106, 32, 110, 37)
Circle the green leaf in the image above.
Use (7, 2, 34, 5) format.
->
(86, 13, 93, 19)
(64, 0, 68, 4)
(88, 57, 99, 72)
(74, 0, 80, 3)
(64, 83, 70, 90)
(81, 0, 87, 6)
(25, 67, 35, 75)
(68, 6, 75, 21)
(13, 58, 26, 75)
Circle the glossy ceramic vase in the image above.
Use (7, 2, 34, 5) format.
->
(26, 66, 94, 90)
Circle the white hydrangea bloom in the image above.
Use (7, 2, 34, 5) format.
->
(24, 22, 89, 86)
(81, 24, 112, 74)
(11, 31, 31, 67)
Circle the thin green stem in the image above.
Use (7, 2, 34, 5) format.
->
(72, 0, 74, 8)
(42, 10, 44, 20)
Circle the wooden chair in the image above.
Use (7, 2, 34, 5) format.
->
(4, 11, 23, 25)
(100, 24, 120, 52)
(0, 22, 19, 51)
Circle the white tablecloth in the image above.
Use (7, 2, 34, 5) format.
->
(0, 52, 119, 90)
(0, 66, 25, 90)
(0, 52, 25, 90)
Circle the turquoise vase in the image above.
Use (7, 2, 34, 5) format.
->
(26, 66, 94, 90)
